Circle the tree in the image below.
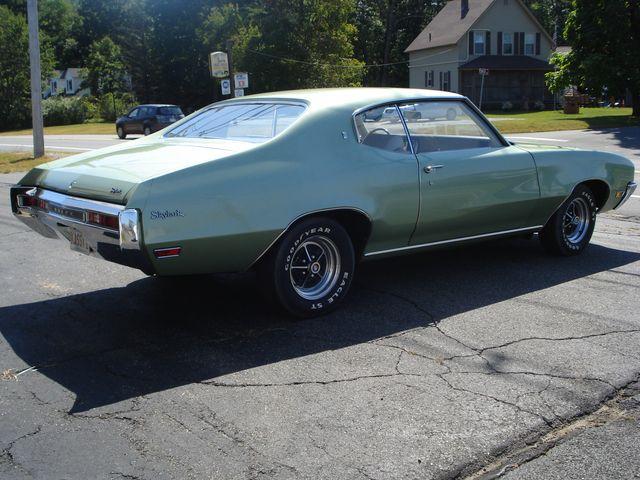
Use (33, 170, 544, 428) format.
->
(0, 5, 54, 130)
(85, 37, 129, 116)
(38, 0, 83, 67)
(546, 0, 640, 116)
(241, 0, 365, 92)
(353, 0, 446, 87)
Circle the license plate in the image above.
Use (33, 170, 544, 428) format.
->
(69, 229, 92, 255)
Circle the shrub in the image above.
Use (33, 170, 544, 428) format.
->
(98, 93, 137, 121)
(501, 101, 513, 112)
(533, 100, 546, 111)
(42, 96, 90, 126)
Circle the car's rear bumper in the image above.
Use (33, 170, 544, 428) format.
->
(614, 181, 637, 210)
(10, 186, 154, 274)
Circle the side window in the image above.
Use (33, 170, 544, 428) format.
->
(354, 105, 410, 153)
(399, 101, 502, 153)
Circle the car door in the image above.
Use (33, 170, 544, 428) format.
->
(123, 108, 141, 134)
(352, 105, 420, 254)
(399, 100, 540, 246)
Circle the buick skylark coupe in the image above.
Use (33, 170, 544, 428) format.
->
(11, 88, 637, 316)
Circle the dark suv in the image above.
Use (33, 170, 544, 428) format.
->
(116, 104, 184, 139)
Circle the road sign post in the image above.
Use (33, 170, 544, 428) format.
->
(27, 0, 44, 158)
(226, 39, 235, 98)
(478, 68, 489, 111)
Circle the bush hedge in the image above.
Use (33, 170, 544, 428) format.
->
(42, 96, 91, 126)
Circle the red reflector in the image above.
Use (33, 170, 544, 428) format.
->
(86, 211, 119, 230)
(154, 247, 182, 258)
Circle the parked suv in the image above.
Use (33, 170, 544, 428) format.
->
(116, 104, 184, 139)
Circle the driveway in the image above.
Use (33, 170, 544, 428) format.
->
(0, 128, 639, 479)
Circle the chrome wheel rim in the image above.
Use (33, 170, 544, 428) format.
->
(563, 197, 590, 244)
(289, 236, 340, 300)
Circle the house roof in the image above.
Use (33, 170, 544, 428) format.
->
(405, 0, 554, 53)
(60, 68, 81, 79)
(459, 55, 552, 70)
(405, 0, 494, 52)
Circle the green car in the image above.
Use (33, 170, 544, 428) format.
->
(10, 88, 637, 317)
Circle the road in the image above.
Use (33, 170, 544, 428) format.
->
(0, 128, 639, 479)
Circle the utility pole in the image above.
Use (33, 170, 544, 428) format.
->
(27, 0, 45, 158)
(226, 39, 235, 98)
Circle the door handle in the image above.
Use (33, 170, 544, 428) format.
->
(423, 165, 444, 174)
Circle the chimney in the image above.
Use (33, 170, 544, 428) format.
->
(461, 0, 469, 19)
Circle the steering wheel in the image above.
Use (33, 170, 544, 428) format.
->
(368, 127, 390, 136)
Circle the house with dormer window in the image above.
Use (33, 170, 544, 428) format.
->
(406, 0, 555, 109)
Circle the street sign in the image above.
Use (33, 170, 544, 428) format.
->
(479, 68, 489, 76)
(221, 78, 231, 95)
(209, 51, 229, 78)
(234, 72, 249, 89)
(235, 89, 245, 97)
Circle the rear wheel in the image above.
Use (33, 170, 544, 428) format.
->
(259, 217, 355, 318)
(539, 185, 597, 256)
(117, 126, 126, 139)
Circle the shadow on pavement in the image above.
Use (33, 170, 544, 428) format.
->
(1, 238, 638, 412)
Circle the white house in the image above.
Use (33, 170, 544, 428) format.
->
(43, 68, 89, 98)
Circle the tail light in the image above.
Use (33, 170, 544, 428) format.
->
(86, 211, 119, 230)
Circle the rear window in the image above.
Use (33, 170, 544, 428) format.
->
(165, 103, 306, 143)
(158, 106, 183, 115)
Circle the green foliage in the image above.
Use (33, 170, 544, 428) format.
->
(39, 0, 83, 67)
(545, 51, 573, 94)
(84, 37, 129, 96)
(547, 0, 640, 115)
(97, 92, 137, 121)
(0, 5, 54, 130)
(42, 95, 90, 125)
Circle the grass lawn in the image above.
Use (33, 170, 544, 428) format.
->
(0, 121, 113, 136)
(0, 151, 69, 174)
(487, 107, 639, 134)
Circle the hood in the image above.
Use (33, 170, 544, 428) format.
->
(20, 137, 254, 204)
(512, 142, 578, 153)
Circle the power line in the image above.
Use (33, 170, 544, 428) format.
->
(245, 47, 453, 69)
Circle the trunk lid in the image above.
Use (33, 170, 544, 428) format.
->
(23, 138, 254, 203)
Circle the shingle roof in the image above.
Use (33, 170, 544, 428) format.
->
(459, 55, 552, 70)
(405, 0, 495, 53)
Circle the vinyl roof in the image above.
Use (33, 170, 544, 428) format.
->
(229, 88, 463, 110)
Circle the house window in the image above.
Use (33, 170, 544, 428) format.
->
(443, 71, 451, 91)
(503, 33, 513, 55)
(425, 70, 434, 87)
(474, 31, 485, 55)
(525, 33, 535, 55)
(52, 81, 57, 91)
(67, 79, 73, 92)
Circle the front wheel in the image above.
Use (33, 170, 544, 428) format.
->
(143, 126, 151, 136)
(259, 217, 355, 318)
(539, 185, 597, 256)
(117, 126, 126, 139)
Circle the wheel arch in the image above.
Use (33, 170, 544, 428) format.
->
(250, 207, 373, 269)
(580, 179, 610, 210)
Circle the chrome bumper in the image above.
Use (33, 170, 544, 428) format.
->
(10, 186, 154, 274)
(614, 181, 637, 210)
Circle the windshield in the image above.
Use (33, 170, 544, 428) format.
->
(165, 103, 306, 143)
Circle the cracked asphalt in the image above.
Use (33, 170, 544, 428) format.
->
(1, 128, 640, 479)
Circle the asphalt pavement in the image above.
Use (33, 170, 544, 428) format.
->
(0, 128, 639, 479)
